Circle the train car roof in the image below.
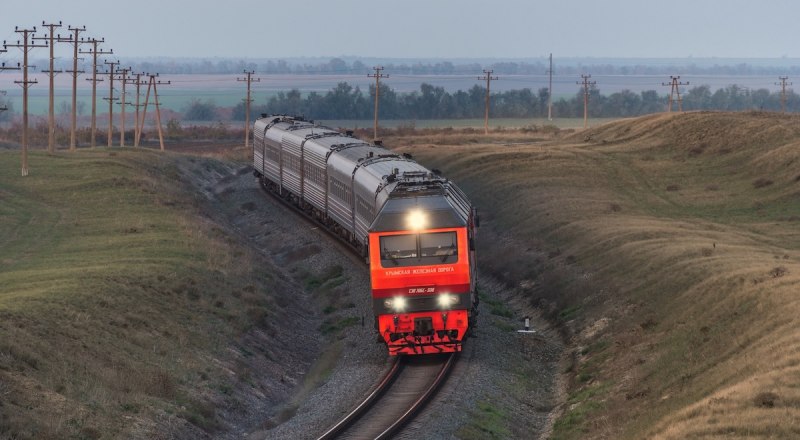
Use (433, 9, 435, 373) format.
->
(369, 193, 467, 232)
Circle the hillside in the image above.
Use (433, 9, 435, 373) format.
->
(0, 149, 325, 438)
(389, 112, 800, 438)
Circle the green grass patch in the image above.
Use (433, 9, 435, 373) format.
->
(0, 149, 276, 437)
(558, 305, 582, 321)
(319, 316, 360, 335)
(552, 382, 613, 440)
(491, 318, 517, 332)
(456, 400, 512, 439)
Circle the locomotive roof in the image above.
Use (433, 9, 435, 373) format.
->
(369, 189, 468, 232)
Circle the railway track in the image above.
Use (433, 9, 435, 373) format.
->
(317, 353, 456, 440)
(257, 175, 459, 438)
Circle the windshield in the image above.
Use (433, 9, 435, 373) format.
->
(380, 231, 458, 267)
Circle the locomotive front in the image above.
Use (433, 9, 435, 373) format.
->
(368, 176, 478, 355)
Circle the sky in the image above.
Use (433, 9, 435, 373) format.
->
(1, 0, 799, 60)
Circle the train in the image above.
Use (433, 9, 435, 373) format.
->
(252, 115, 479, 355)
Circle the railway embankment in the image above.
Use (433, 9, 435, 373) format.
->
(390, 111, 800, 438)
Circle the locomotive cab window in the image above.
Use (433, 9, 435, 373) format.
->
(380, 231, 458, 267)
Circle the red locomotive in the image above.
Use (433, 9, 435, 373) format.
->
(253, 115, 479, 355)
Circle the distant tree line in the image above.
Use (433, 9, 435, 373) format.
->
(26, 56, 800, 76)
(219, 82, 800, 121)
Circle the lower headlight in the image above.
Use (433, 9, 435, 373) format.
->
(384, 296, 407, 312)
(437, 293, 459, 308)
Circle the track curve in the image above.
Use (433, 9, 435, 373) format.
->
(318, 353, 456, 440)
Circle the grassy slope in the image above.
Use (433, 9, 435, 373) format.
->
(389, 112, 800, 438)
(0, 149, 279, 438)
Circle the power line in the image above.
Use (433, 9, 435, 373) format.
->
(577, 74, 596, 129)
(4, 26, 47, 177)
(80, 37, 112, 148)
(368, 66, 388, 140)
(775, 76, 792, 114)
(57, 25, 87, 151)
(478, 69, 498, 135)
(32, 21, 62, 153)
(236, 70, 260, 148)
(662, 75, 689, 112)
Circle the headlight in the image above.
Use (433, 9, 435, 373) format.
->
(407, 209, 427, 231)
(384, 296, 407, 312)
(437, 293, 459, 309)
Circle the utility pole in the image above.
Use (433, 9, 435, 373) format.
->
(662, 75, 689, 112)
(478, 69, 498, 135)
(138, 74, 170, 151)
(58, 26, 87, 151)
(128, 72, 147, 147)
(33, 21, 62, 153)
(80, 38, 112, 147)
(237, 70, 260, 148)
(102, 59, 119, 147)
(775, 76, 792, 113)
(116, 66, 131, 146)
(0, 48, 18, 113)
(577, 74, 596, 129)
(4, 27, 47, 177)
(368, 66, 388, 140)
(547, 53, 554, 121)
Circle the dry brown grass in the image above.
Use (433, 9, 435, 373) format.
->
(380, 111, 800, 439)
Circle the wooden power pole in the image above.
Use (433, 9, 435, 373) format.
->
(58, 26, 87, 151)
(102, 60, 120, 147)
(662, 75, 689, 112)
(577, 74, 596, 129)
(81, 38, 112, 148)
(33, 21, 62, 153)
(776, 76, 792, 113)
(128, 72, 147, 147)
(478, 69, 498, 135)
(547, 53, 554, 121)
(368, 66, 388, 140)
(138, 74, 170, 151)
(116, 66, 131, 146)
(237, 70, 260, 148)
(4, 26, 47, 176)
(0, 48, 20, 114)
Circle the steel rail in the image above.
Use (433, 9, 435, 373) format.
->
(316, 357, 403, 440)
(375, 353, 456, 440)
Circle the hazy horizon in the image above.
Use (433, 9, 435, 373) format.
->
(2, 0, 799, 60)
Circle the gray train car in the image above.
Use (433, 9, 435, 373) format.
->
(252, 115, 442, 252)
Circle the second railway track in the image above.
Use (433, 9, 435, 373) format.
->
(318, 353, 456, 440)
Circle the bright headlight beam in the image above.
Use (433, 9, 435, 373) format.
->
(407, 209, 427, 231)
(437, 293, 458, 309)
(390, 296, 407, 312)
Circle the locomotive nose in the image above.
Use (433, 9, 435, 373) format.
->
(413, 317, 434, 336)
